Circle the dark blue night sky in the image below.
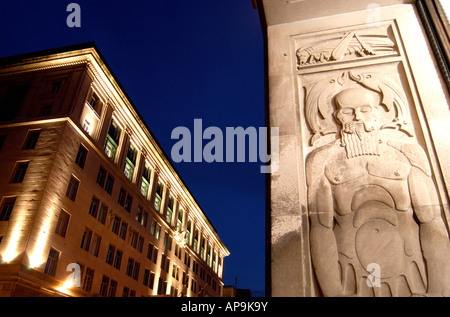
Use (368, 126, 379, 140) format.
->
(0, 1, 265, 295)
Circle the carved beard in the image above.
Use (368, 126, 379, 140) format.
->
(340, 120, 380, 159)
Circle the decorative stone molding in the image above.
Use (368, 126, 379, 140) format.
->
(295, 23, 398, 69)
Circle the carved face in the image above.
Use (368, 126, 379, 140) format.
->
(334, 87, 379, 132)
(334, 87, 381, 158)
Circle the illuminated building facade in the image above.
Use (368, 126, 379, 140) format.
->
(0, 43, 229, 297)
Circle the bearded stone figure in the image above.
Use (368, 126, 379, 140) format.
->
(306, 85, 450, 297)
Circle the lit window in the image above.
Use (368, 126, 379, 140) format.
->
(150, 219, 161, 240)
(82, 120, 90, 133)
(140, 163, 152, 197)
(154, 181, 164, 212)
(177, 209, 184, 232)
(166, 195, 174, 225)
(193, 228, 199, 253)
(104, 119, 121, 161)
(186, 219, 192, 245)
(135, 206, 148, 227)
(124, 143, 137, 181)
(201, 236, 206, 261)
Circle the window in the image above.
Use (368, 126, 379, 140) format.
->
(166, 195, 174, 225)
(140, 163, 152, 197)
(0, 197, 16, 221)
(207, 245, 212, 267)
(10, 161, 29, 183)
(66, 176, 79, 201)
(150, 219, 161, 240)
(96, 167, 106, 187)
(118, 188, 126, 206)
(124, 194, 133, 213)
(99, 276, 110, 297)
(114, 249, 122, 270)
(105, 175, 114, 195)
(143, 269, 150, 287)
(112, 216, 121, 235)
(147, 243, 155, 261)
(82, 120, 90, 133)
(193, 228, 199, 253)
(75, 145, 88, 169)
(98, 204, 108, 224)
(104, 119, 121, 161)
(44, 248, 59, 277)
(126, 258, 133, 276)
(135, 206, 148, 227)
(89, 94, 98, 111)
(55, 209, 70, 237)
(130, 231, 139, 249)
(108, 279, 117, 297)
(137, 236, 144, 253)
(213, 251, 218, 273)
(23, 130, 40, 150)
(149, 272, 155, 289)
(177, 209, 184, 232)
(164, 232, 172, 251)
(184, 253, 191, 268)
(88, 196, 99, 218)
(186, 219, 192, 245)
(80, 227, 93, 251)
(201, 236, 206, 260)
(152, 248, 158, 264)
(82, 267, 94, 292)
(119, 221, 128, 240)
(154, 181, 164, 212)
(124, 142, 137, 181)
(160, 254, 167, 271)
(90, 234, 101, 257)
(122, 287, 130, 297)
(106, 244, 115, 265)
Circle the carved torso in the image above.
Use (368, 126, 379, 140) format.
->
(314, 141, 427, 296)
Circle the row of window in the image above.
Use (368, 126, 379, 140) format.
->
(87, 117, 225, 276)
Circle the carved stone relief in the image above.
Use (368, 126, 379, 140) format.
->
(304, 70, 450, 296)
(295, 23, 398, 69)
